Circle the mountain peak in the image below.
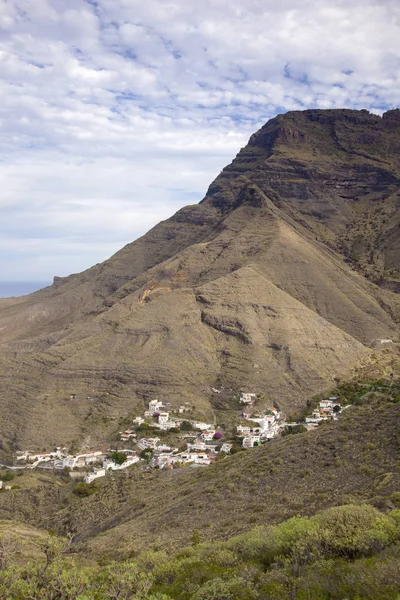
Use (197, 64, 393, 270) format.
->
(0, 108, 398, 448)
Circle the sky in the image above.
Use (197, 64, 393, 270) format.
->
(0, 0, 399, 282)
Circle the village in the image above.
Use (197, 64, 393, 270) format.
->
(2, 393, 343, 488)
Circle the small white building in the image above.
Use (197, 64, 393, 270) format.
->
(137, 437, 160, 450)
(220, 443, 232, 454)
(148, 399, 164, 412)
(158, 412, 169, 424)
(240, 393, 257, 404)
(237, 425, 251, 436)
(104, 455, 139, 471)
(155, 445, 178, 454)
(319, 400, 333, 410)
(192, 422, 214, 431)
(120, 430, 136, 441)
(242, 434, 260, 448)
(200, 430, 215, 441)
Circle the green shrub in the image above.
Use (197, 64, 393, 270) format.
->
(72, 481, 97, 497)
(108, 451, 127, 465)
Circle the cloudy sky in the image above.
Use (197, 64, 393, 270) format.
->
(0, 0, 399, 282)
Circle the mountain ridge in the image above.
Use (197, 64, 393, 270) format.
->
(0, 108, 399, 448)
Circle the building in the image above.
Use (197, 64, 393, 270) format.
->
(240, 393, 257, 404)
(220, 443, 232, 454)
(84, 468, 106, 483)
(237, 425, 251, 436)
(120, 430, 136, 442)
(158, 412, 169, 424)
(148, 399, 164, 412)
(242, 434, 260, 448)
(192, 422, 214, 431)
(104, 455, 139, 471)
(137, 437, 160, 450)
(200, 430, 215, 441)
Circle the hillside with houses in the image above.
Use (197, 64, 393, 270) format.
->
(0, 388, 351, 492)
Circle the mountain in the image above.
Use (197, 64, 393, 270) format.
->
(0, 108, 399, 448)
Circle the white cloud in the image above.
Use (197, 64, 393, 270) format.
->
(0, 0, 399, 280)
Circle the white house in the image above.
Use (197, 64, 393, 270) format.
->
(155, 444, 178, 454)
(220, 443, 232, 454)
(148, 399, 164, 412)
(192, 422, 214, 431)
(200, 430, 215, 441)
(261, 430, 278, 440)
(120, 430, 136, 441)
(187, 442, 207, 452)
(240, 393, 257, 404)
(237, 425, 251, 436)
(242, 434, 260, 448)
(158, 412, 169, 424)
(137, 437, 160, 450)
(104, 455, 139, 471)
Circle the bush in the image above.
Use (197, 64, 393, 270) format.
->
(140, 449, 154, 459)
(108, 451, 127, 465)
(73, 482, 97, 497)
(0, 471, 15, 482)
(180, 421, 193, 431)
(281, 425, 307, 436)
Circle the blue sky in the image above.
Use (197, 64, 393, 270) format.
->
(0, 0, 399, 281)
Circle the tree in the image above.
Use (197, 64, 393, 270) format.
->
(281, 424, 307, 436)
(73, 482, 97, 497)
(140, 448, 154, 460)
(180, 421, 193, 431)
(109, 451, 127, 465)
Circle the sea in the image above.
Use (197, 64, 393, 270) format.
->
(0, 281, 51, 298)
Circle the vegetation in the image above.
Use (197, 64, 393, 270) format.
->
(109, 451, 127, 465)
(180, 421, 193, 431)
(72, 482, 97, 498)
(140, 448, 154, 460)
(0, 504, 400, 598)
(281, 424, 307, 436)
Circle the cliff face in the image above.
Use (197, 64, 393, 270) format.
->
(205, 108, 400, 280)
(0, 108, 399, 448)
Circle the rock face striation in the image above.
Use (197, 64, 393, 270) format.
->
(0, 108, 399, 447)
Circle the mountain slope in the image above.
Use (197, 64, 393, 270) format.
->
(0, 108, 399, 448)
(0, 390, 398, 560)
